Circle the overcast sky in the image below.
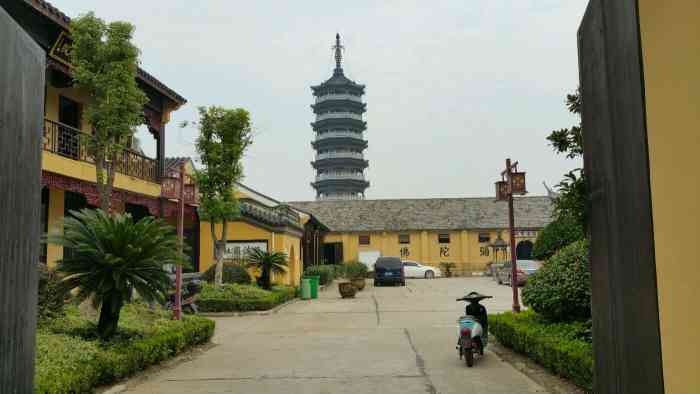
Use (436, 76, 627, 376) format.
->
(57, 0, 587, 201)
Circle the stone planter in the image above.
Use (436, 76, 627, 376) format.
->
(351, 278, 366, 291)
(338, 281, 357, 298)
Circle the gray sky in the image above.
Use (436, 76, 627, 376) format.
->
(58, 0, 587, 201)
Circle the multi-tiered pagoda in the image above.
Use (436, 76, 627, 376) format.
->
(310, 34, 369, 201)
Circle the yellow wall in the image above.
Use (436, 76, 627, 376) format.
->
(46, 188, 65, 267)
(639, 1, 700, 391)
(199, 220, 303, 286)
(43, 85, 162, 197)
(324, 230, 536, 275)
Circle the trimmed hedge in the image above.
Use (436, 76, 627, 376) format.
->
(303, 265, 335, 285)
(522, 240, 591, 322)
(200, 261, 252, 285)
(490, 311, 593, 392)
(197, 283, 296, 312)
(344, 261, 368, 280)
(35, 304, 215, 393)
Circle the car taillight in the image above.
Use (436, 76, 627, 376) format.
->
(460, 328, 471, 337)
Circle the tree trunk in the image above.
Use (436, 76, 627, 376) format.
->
(97, 295, 123, 340)
(213, 220, 228, 287)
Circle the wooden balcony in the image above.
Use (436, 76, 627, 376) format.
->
(43, 119, 158, 183)
(161, 174, 199, 204)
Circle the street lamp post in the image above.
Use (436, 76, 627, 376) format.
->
(495, 158, 527, 313)
(174, 163, 186, 320)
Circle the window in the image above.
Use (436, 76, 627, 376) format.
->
(399, 233, 410, 244)
(479, 232, 491, 243)
(39, 187, 49, 263)
(359, 235, 370, 245)
(403, 261, 418, 267)
(438, 233, 450, 244)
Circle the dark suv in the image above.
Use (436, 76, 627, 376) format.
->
(374, 257, 405, 286)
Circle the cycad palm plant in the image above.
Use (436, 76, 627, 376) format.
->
(48, 209, 183, 339)
(246, 248, 288, 290)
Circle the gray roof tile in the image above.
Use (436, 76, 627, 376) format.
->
(289, 196, 554, 232)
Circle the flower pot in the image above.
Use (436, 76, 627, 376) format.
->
(338, 281, 357, 298)
(351, 278, 366, 291)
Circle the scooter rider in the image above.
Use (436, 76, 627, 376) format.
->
(462, 291, 489, 339)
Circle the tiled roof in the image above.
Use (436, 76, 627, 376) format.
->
(22, 0, 187, 106)
(289, 196, 554, 232)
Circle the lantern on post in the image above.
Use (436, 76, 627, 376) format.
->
(495, 180, 509, 201)
(494, 158, 527, 313)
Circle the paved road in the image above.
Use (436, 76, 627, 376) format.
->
(127, 278, 543, 394)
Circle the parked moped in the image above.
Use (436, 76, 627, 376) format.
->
(456, 292, 492, 367)
(166, 279, 203, 315)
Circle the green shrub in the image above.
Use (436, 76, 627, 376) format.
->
(200, 261, 252, 285)
(439, 262, 456, 277)
(522, 240, 591, 322)
(332, 264, 347, 279)
(197, 283, 296, 312)
(37, 264, 70, 322)
(490, 311, 593, 392)
(344, 261, 368, 280)
(532, 215, 585, 261)
(34, 303, 215, 393)
(304, 265, 335, 285)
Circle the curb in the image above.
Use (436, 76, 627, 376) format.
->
(199, 297, 300, 317)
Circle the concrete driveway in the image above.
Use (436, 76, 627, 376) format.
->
(126, 278, 544, 394)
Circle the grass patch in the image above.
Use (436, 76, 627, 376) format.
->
(35, 303, 215, 393)
(197, 283, 296, 312)
(490, 310, 593, 392)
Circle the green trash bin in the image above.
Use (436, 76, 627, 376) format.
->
(301, 278, 312, 300)
(305, 275, 320, 299)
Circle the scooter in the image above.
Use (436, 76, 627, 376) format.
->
(456, 292, 492, 367)
(166, 279, 202, 315)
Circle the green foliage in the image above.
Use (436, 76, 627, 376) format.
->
(190, 106, 253, 286)
(35, 303, 215, 393)
(200, 261, 251, 285)
(532, 215, 585, 261)
(197, 283, 296, 312)
(332, 264, 347, 279)
(304, 265, 335, 285)
(344, 261, 368, 280)
(246, 248, 288, 290)
(37, 264, 70, 322)
(547, 89, 587, 233)
(69, 13, 148, 210)
(48, 209, 183, 339)
(439, 262, 456, 277)
(490, 310, 593, 392)
(523, 240, 591, 322)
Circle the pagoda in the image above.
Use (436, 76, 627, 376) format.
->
(310, 34, 369, 200)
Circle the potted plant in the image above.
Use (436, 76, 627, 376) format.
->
(338, 281, 357, 298)
(345, 261, 368, 291)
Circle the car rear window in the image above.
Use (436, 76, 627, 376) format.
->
(375, 258, 402, 269)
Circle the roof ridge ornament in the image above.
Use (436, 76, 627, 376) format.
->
(333, 33, 344, 75)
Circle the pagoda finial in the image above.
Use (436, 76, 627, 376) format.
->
(333, 33, 344, 73)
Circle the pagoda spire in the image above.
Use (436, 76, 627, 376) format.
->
(333, 33, 344, 75)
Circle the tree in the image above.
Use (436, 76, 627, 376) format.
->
(191, 107, 253, 287)
(532, 215, 585, 261)
(48, 209, 182, 339)
(246, 248, 288, 290)
(547, 89, 587, 232)
(70, 13, 148, 211)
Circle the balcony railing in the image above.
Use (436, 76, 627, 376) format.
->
(316, 173, 366, 182)
(43, 119, 158, 183)
(315, 112, 364, 121)
(315, 94, 362, 104)
(315, 151, 364, 160)
(315, 131, 364, 141)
